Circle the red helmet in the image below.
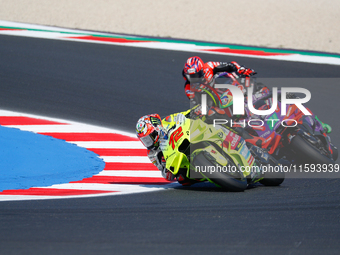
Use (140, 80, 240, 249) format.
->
(183, 56, 204, 82)
(136, 114, 162, 150)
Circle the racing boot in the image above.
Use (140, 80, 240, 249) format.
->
(176, 168, 201, 186)
(315, 115, 332, 134)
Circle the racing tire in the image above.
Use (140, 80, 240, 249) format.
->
(259, 156, 285, 186)
(331, 144, 338, 161)
(290, 135, 335, 165)
(192, 152, 247, 192)
(247, 145, 285, 186)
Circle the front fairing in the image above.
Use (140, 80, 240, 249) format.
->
(161, 113, 191, 175)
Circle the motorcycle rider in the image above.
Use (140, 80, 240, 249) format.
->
(182, 56, 271, 147)
(136, 112, 195, 185)
(182, 56, 256, 104)
(182, 56, 267, 121)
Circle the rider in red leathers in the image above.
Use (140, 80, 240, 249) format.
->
(182, 56, 256, 103)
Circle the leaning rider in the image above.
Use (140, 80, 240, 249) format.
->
(182, 56, 269, 121)
(182, 56, 270, 146)
(136, 112, 195, 185)
(182, 56, 256, 106)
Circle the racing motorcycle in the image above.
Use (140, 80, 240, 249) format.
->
(160, 111, 284, 192)
(243, 91, 338, 165)
(211, 72, 338, 165)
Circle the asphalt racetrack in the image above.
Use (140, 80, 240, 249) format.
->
(1, 34, 340, 255)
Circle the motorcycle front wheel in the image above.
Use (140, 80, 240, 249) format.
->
(259, 156, 285, 186)
(192, 152, 248, 192)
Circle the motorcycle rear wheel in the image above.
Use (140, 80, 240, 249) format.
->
(290, 135, 335, 164)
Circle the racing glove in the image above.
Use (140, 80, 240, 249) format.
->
(237, 66, 256, 77)
(189, 105, 203, 119)
(231, 61, 256, 77)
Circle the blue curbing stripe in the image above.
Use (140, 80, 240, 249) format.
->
(0, 126, 105, 191)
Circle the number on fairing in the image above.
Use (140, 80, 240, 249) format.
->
(169, 126, 184, 149)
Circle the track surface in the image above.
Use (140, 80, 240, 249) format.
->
(1, 34, 340, 254)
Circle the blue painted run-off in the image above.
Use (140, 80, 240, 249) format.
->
(0, 126, 105, 191)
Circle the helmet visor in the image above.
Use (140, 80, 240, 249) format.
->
(140, 130, 158, 149)
(189, 69, 204, 79)
(140, 135, 154, 149)
(189, 69, 204, 83)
